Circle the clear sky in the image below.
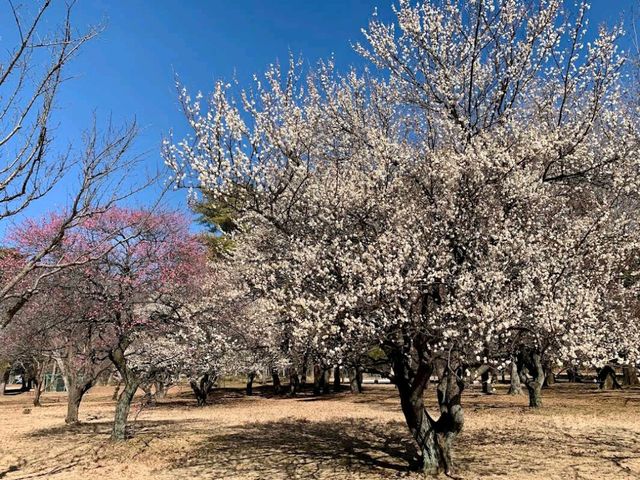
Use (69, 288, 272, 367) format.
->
(0, 0, 637, 231)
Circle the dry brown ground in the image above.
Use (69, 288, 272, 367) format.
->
(1, 382, 639, 479)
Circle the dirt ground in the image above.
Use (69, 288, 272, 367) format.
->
(1, 382, 639, 480)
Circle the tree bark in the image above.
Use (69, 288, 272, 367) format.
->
(622, 363, 639, 387)
(111, 379, 139, 441)
(112, 380, 122, 401)
(109, 344, 140, 441)
(518, 349, 545, 407)
(392, 353, 463, 475)
(65, 380, 93, 424)
(288, 371, 300, 396)
(481, 369, 495, 394)
(507, 360, 523, 395)
(190, 374, 215, 406)
(1, 367, 10, 395)
(271, 369, 281, 394)
(598, 365, 622, 390)
(333, 366, 341, 392)
(313, 364, 324, 395)
(32, 370, 46, 407)
(350, 366, 363, 394)
(246, 372, 255, 396)
(154, 381, 168, 398)
(543, 366, 555, 388)
(322, 368, 331, 394)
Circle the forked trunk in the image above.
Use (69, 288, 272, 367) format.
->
(391, 350, 463, 476)
(508, 360, 523, 395)
(65, 377, 95, 423)
(111, 379, 139, 441)
(520, 351, 545, 408)
(598, 365, 621, 390)
(190, 374, 215, 406)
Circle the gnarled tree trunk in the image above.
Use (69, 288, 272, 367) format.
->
(598, 365, 621, 390)
(391, 350, 463, 475)
(519, 349, 545, 407)
(65, 379, 94, 424)
(109, 345, 140, 441)
(112, 378, 140, 441)
(190, 373, 216, 406)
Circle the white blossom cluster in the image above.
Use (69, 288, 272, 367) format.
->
(166, 0, 640, 375)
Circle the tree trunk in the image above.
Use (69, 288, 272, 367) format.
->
(112, 380, 122, 401)
(111, 379, 139, 441)
(1, 367, 10, 395)
(333, 366, 341, 392)
(313, 364, 324, 395)
(598, 365, 622, 390)
(567, 366, 582, 383)
(271, 369, 281, 394)
(543, 366, 555, 388)
(350, 366, 363, 394)
(32, 372, 45, 407)
(322, 368, 331, 394)
(154, 381, 168, 399)
(289, 371, 300, 396)
(481, 369, 495, 394)
(622, 363, 639, 387)
(190, 374, 215, 406)
(392, 353, 462, 475)
(246, 372, 255, 396)
(508, 360, 523, 395)
(300, 352, 309, 386)
(65, 379, 93, 424)
(140, 383, 155, 406)
(519, 350, 545, 408)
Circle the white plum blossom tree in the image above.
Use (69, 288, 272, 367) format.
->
(166, 0, 640, 475)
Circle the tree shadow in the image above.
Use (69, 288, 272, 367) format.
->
(170, 417, 421, 479)
(27, 418, 194, 439)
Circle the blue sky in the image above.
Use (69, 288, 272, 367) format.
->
(0, 0, 637, 232)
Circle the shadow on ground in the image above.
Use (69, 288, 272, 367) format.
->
(171, 417, 421, 479)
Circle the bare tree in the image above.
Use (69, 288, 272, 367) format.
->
(0, 2, 154, 328)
